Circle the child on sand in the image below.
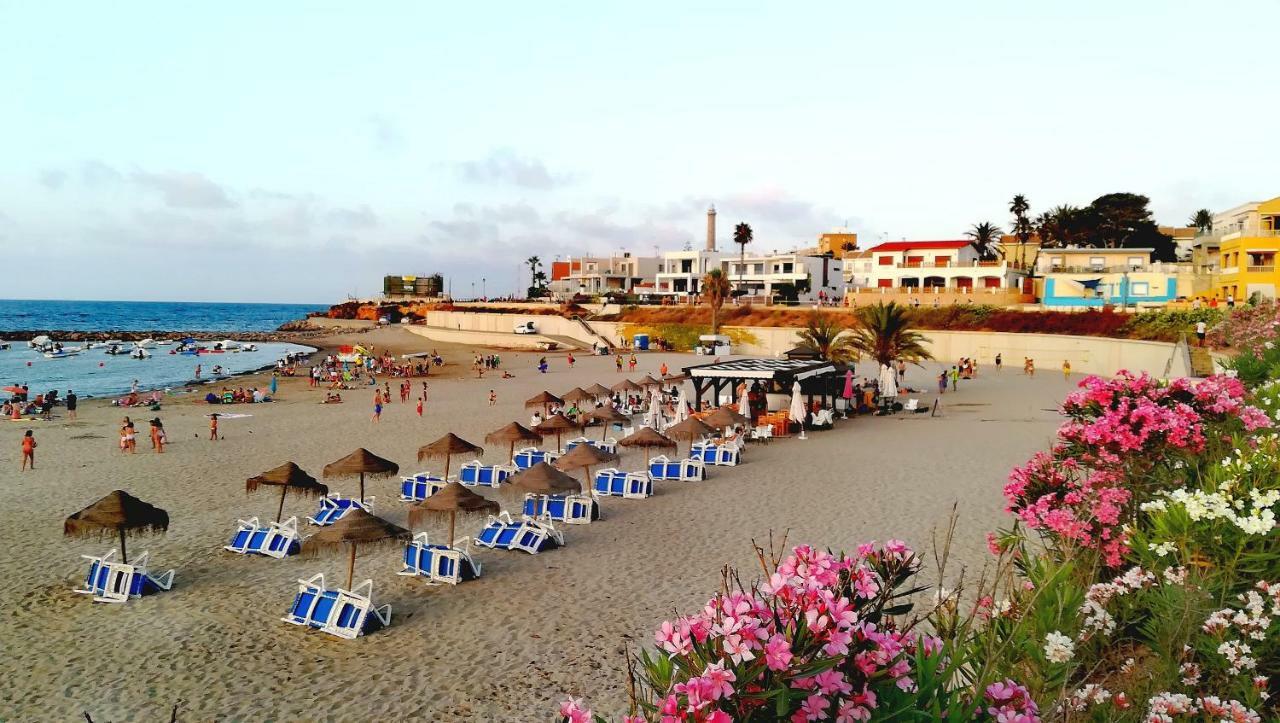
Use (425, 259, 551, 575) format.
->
(1062, 360, 1071, 380)
(416, 396, 424, 417)
(209, 413, 219, 441)
(616, 355, 624, 373)
(488, 389, 497, 406)
(21, 430, 36, 470)
(566, 353, 575, 369)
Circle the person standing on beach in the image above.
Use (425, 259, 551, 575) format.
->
(1196, 320, 1207, 347)
(937, 371, 947, 395)
(195, 364, 202, 380)
(21, 430, 36, 470)
(150, 418, 166, 453)
(488, 389, 497, 406)
(949, 366, 959, 391)
(209, 413, 219, 441)
(896, 359, 906, 382)
(270, 373, 278, 397)
(615, 354, 624, 373)
(65, 390, 77, 420)
(416, 396, 423, 417)
(131, 379, 139, 394)
(995, 353, 1002, 372)
(1062, 360, 1071, 380)
(120, 418, 136, 453)
(628, 354, 637, 371)
(372, 390, 383, 423)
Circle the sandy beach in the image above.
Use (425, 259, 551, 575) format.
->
(0, 326, 1077, 721)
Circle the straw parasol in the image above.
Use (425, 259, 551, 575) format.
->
(246, 461, 329, 523)
(703, 406, 750, 432)
(485, 422, 544, 462)
(408, 481, 498, 548)
(64, 490, 169, 564)
(554, 442, 619, 486)
(610, 378, 643, 393)
(663, 373, 689, 384)
(301, 508, 412, 589)
(640, 374, 663, 388)
(534, 413, 582, 452)
(507, 462, 581, 516)
(618, 426, 678, 455)
(525, 391, 563, 416)
(585, 405, 629, 440)
(665, 416, 714, 455)
(584, 382, 613, 401)
(323, 448, 399, 501)
(417, 433, 484, 478)
(561, 387, 594, 406)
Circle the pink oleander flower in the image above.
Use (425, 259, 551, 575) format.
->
(558, 697, 592, 723)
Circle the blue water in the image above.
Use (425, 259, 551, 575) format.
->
(0, 300, 323, 397)
(0, 299, 323, 332)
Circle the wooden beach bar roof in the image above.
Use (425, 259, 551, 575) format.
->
(681, 358, 841, 409)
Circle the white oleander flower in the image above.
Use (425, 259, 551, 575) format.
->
(1043, 631, 1075, 664)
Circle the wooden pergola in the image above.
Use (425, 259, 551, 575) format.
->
(682, 358, 842, 411)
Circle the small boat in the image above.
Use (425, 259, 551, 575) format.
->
(154, 339, 173, 347)
(44, 347, 84, 359)
(28, 335, 53, 352)
(241, 343, 258, 352)
(130, 347, 151, 360)
(104, 343, 129, 355)
(136, 338, 156, 349)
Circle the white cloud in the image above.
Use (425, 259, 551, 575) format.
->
(130, 170, 236, 209)
(456, 149, 569, 189)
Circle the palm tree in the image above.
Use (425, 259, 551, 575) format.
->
(964, 222, 1004, 260)
(732, 222, 753, 295)
(1008, 194, 1033, 267)
(526, 256, 548, 298)
(701, 268, 732, 334)
(1190, 208, 1213, 234)
(846, 302, 934, 367)
(795, 311, 859, 364)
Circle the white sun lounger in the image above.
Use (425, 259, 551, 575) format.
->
(522, 493, 599, 524)
(474, 512, 564, 553)
(512, 447, 560, 469)
(281, 573, 391, 639)
(592, 468, 654, 498)
(457, 461, 515, 488)
(74, 549, 175, 603)
(307, 494, 373, 525)
(648, 455, 706, 481)
(398, 532, 482, 585)
(400, 473, 447, 501)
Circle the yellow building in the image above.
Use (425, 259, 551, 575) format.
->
(1213, 195, 1280, 302)
(817, 232, 858, 257)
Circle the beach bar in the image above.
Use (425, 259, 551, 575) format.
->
(682, 358, 842, 411)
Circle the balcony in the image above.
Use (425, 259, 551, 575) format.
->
(895, 260, 1023, 269)
(1246, 265, 1276, 273)
(1046, 265, 1153, 274)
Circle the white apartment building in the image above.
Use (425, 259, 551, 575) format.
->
(863, 240, 1027, 290)
(652, 250, 725, 297)
(721, 252, 844, 302)
(550, 254, 661, 298)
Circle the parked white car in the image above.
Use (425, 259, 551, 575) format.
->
(514, 321, 537, 334)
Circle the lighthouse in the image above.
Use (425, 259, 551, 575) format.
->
(706, 204, 717, 251)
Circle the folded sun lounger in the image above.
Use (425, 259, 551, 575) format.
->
(307, 494, 373, 526)
(512, 447, 560, 469)
(458, 461, 515, 488)
(648, 455, 706, 481)
(522, 493, 600, 524)
(400, 474, 447, 502)
(474, 511, 564, 553)
(565, 436, 619, 455)
(74, 549, 175, 603)
(398, 532, 482, 585)
(282, 573, 391, 639)
(591, 468, 654, 499)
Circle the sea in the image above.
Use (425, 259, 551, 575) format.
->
(1, 300, 324, 398)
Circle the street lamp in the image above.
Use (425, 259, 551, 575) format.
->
(470, 281, 475, 300)
(482, 277, 486, 299)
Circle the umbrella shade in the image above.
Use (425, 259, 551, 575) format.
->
(843, 369, 854, 400)
(663, 373, 689, 383)
(640, 374, 663, 387)
(561, 387, 594, 404)
(408, 481, 499, 546)
(64, 490, 169, 564)
(610, 378, 643, 393)
(790, 381, 808, 430)
(506, 462, 582, 496)
(586, 405, 629, 440)
(485, 422, 544, 460)
(665, 416, 714, 453)
(524, 391, 563, 413)
(246, 462, 329, 523)
(301, 508, 413, 589)
(703, 406, 750, 430)
(584, 383, 613, 399)
(323, 448, 399, 501)
(618, 426, 678, 450)
(417, 433, 483, 478)
(554, 442, 619, 471)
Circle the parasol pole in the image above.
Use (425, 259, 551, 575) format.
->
(119, 527, 128, 564)
(444, 454, 451, 480)
(359, 472, 366, 502)
(448, 511, 457, 549)
(347, 546, 357, 589)
(509, 441, 516, 463)
(277, 486, 288, 523)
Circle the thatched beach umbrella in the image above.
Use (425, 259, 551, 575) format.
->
(417, 433, 483, 479)
(323, 448, 399, 502)
(554, 442, 619, 486)
(525, 391, 563, 417)
(408, 481, 498, 548)
(610, 378, 643, 394)
(640, 374, 663, 388)
(584, 382, 613, 402)
(64, 490, 169, 564)
(534, 413, 582, 452)
(663, 373, 689, 384)
(562, 387, 594, 406)
(665, 417, 714, 456)
(485, 422, 544, 462)
(703, 406, 751, 432)
(585, 405, 629, 440)
(302, 508, 412, 589)
(507, 462, 581, 516)
(247, 461, 329, 523)
(619, 426, 679, 459)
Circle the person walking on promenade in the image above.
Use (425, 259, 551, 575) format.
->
(1062, 360, 1072, 381)
(995, 353, 1002, 372)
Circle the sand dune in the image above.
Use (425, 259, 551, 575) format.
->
(0, 328, 1073, 721)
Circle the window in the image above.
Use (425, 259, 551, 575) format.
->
(1130, 282, 1150, 296)
(782, 263, 793, 273)
(878, 256, 893, 266)
(1089, 256, 1105, 269)
(1127, 257, 1143, 268)
(877, 278, 893, 288)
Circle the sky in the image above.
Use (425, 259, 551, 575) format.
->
(3, 1, 1278, 303)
